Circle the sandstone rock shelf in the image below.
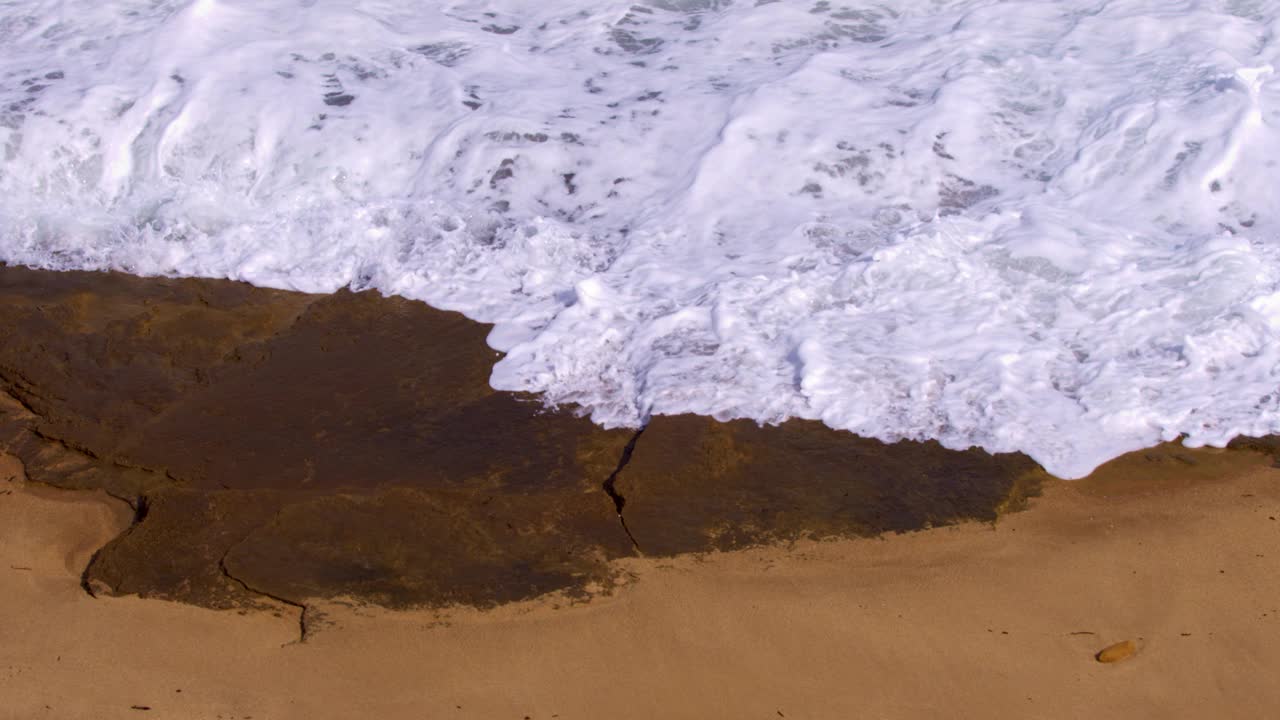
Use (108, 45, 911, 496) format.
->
(0, 262, 1173, 621)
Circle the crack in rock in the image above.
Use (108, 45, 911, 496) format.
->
(602, 427, 645, 553)
(218, 552, 309, 645)
(4, 383, 179, 485)
(0, 376, 49, 418)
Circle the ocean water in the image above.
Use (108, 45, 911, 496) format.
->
(1, 0, 1278, 478)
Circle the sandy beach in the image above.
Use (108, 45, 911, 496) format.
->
(4, 443, 1279, 720)
(3, 1, 1280, 715)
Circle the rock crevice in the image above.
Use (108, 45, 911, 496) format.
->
(602, 427, 645, 553)
(218, 551, 309, 645)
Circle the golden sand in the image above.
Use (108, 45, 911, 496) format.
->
(3, 448, 1279, 719)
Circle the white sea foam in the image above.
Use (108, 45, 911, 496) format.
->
(2, 0, 1279, 477)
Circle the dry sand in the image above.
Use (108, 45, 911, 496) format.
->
(2, 448, 1279, 720)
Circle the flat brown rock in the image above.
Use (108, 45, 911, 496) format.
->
(0, 264, 632, 611)
(0, 263, 1064, 617)
(224, 487, 620, 608)
(615, 415, 1042, 555)
(85, 489, 288, 608)
(0, 265, 313, 470)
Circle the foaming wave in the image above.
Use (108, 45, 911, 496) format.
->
(2, 0, 1279, 477)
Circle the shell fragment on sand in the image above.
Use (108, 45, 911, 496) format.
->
(1095, 640, 1138, 664)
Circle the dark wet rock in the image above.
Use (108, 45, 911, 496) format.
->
(105, 289, 626, 495)
(610, 29, 663, 55)
(86, 489, 288, 608)
(0, 263, 1055, 614)
(224, 486, 624, 608)
(0, 265, 313, 473)
(938, 174, 999, 215)
(614, 415, 1043, 555)
(0, 264, 630, 609)
(1228, 435, 1280, 456)
(411, 41, 471, 67)
(323, 93, 355, 107)
(0, 375, 179, 502)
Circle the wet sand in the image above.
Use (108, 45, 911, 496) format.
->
(3, 446, 1279, 720)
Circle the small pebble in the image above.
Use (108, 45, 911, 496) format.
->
(1096, 639, 1137, 664)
